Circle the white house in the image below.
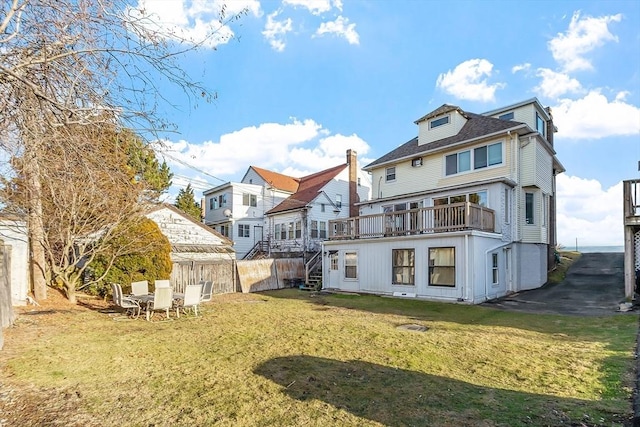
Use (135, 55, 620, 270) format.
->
(202, 167, 299, 259)
(202, 150, 372, 260)
(0, 216, 29, 306)
(322, 99, 564, 304)
(265, 149, 372, 257)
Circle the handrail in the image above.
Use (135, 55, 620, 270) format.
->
(305, 251, 322, 284)
(328, 202, 495, 240)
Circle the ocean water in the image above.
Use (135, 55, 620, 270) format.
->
(571, 246, 625, 253)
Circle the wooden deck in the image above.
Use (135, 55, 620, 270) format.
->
(328, 202, 495, 240)
(623, 179, 640, 299)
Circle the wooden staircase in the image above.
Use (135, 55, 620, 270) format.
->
(304, 251, 323, 290)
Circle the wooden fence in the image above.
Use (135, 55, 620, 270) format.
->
(170, 259, 237, 294)
(0, 240, 15, 350)
(236, 258, 304, 293)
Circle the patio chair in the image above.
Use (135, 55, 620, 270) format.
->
(144, 286, 173, 321)
(200, 280, 213, 303)
(131, 280, 149, 296)
(175, 283, 203, 318)
(155, 279, 171, 289)
(111, 283, 140, 319)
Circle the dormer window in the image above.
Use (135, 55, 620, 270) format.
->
(499, 112, 514, 121)
(430, 115, 450, 129)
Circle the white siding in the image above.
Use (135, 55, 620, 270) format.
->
(0, 220, 29, 306)
(323, 231, 512, 304)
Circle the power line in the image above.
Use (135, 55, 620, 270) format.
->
(157, 150, 227, 185)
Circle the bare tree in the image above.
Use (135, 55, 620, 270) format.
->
(0, 0, 245, 300)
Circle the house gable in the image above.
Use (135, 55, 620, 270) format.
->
(243, 166, 300, 193)
(414, 104, 469, 146)
(147, 204, 232, 247)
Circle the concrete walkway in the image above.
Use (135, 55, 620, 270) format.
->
(483, 252, 629, 316)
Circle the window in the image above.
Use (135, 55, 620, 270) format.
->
(311, 220, 318, 238)
(335, 194, 342, 209)
(385, 167, 396, 182)
(542, 194, 548, 226)
(344, 252, 357, 279)
(242, 193, 257, 207)
(320, 203, 326, 213)
(280, 224, 287, 240)
(499, 112, 514, 121)
(445, 142, 503, 176)
(445, 150, 470, 175)
(430, 115, 450, 129)
(274, 224, 281, 240)
(288, 222, 294, 239)
(209, 197, 214, 210)
(392, 249, 415, 285)
(436, 191, 487, 207)
(238, 224, 250, 238)
(219, 225, 230, 238)
(525, 192, 534, 224)
(429, 247, 455, 287)
(411, 157, 423, 167)
(492, 253, 499, 284)
(319, 221, 327, 239)
(218, 194, 227, 207)
(474, 143, 502, 169)
(295, 220, 302, 239)
(330, 252, 338, 270)
(536, 113, 546, 137)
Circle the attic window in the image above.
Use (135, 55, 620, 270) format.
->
(411, 158, 423, 167)
(430, 115, 450, 129)
(499, 112, 514, 121)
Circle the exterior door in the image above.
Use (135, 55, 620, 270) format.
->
(254, 225, 263, 246)
(328, 251, 339, 288)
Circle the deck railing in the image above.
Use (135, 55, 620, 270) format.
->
(624, 179, 640, 226)
(329, 202, 495, 240)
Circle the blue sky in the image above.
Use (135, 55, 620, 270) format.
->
(133, 0, 640, 247)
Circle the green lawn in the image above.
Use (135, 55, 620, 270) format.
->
(1, 289, 636, 426)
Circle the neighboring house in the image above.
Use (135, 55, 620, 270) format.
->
(147, 204, 235, 262)
(322, 98, 564, 304)
(202, 150, 372, 260)
(0, 215, 29, 306)
(266, 149, 371, 257)
(202, 167, 299, 259)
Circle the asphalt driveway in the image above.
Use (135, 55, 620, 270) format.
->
(483, 252, 628, 316)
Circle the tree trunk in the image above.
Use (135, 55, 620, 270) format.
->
(24, 135, 48, 301)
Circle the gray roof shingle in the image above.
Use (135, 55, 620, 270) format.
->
(364, 112, 527, 170)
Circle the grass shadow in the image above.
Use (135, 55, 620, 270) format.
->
(255, 355, 630, 426)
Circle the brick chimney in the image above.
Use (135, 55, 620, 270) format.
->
(347, 149, 359, 217)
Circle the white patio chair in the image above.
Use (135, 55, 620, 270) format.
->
(175, 283, 203, 318)
(200, 281, 213, 303)
(111, 283, 140, 319)
(131, 280, 149, 296)
(144, 286, 173, 321)
(155, 279, 171, 289)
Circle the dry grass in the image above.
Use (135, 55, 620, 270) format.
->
(0, 288, 636, 426)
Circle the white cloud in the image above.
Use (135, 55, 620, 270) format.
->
(127, 0, 262, 48)
(159, 119, 372, 195)
(548, 11, 622, 72)
(511, 63, 531, 73)
(262, 11, 293, 52)
(315, 16, 359, 45)
(552, 91, 640, 139)
(534, 68, 582, 98)
(283, 0, 333, 15)
(435, 59, 505, 102)
(556, 175, 623, 246)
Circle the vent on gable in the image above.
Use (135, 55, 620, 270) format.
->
(411, 157, 423, 167)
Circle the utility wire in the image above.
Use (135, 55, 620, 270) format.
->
(157, 150, 227, 185)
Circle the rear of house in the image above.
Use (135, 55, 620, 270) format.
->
(322, 98, 564, 304)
